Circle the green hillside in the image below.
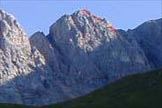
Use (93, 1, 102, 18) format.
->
(49, 69, 162, 108)
(0, 69, 162, 108)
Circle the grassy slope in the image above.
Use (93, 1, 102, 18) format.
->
(0, 69, 162, 108)
(49, 69, 162, 108)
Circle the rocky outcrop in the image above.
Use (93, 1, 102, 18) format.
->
(48, 9, 151, 82)
(0, 10, 64, 105)
(128, 18, 162, 68)
(0, 9, 161, 106)
(30, 31, 60, 72)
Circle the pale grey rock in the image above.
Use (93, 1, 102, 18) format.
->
(0, 10, 65, 105)
(30, 31, 60, 72)
(48, 9, 151, 82)
(30, 30, 106, 105)
(0, 9, 161, 106)
(128, 18, 162, 68)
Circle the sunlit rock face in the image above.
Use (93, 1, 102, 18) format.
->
(0, 10, 33, 84)
(0, 9, 161, 106)
(49, 9, 117, 53)
(48, 9, 151, 82)
(0, 10, 59, 105)
(0, 10, 29, 46)
(30, 31, 60, 72)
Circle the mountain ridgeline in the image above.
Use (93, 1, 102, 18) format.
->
(0, 9, 162, 105)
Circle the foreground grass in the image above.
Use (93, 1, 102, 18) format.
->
(0, 69, 162, 108)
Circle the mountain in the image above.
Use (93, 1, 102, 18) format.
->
(50, 68, 162, 108)
(128, 19, 162, 68)
(0, 9, 63, 105)
(0, 69, 161, 108)
(0, 9, 162, 106)
(46, 9, 151, 82)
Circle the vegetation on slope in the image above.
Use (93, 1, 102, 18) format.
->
(0, 69, 162, 108)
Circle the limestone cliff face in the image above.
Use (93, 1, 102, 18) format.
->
(0, 10, 61, 105)
(30, 31, 60, 72)
(0, 9, 161, 106)
(128, 18, 162, 68)
(48, 9, 151, 82)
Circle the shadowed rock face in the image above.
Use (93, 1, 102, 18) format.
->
(0, 10, 70, 105)
(128, 19, 162, 68)
(47, 9, 151, 82)
(0, 9, 161, 105)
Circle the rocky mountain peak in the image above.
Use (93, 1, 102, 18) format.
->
(0, 10, 56, 105)
(130, 18, 162, 68)
(0, 9, 161, 106)
(0, 9, 29, 46)
(49, 9, 117, 52)
(72, 9, 106, 23)
(72, 9, 116, 33)
(73, 9, 91, 17)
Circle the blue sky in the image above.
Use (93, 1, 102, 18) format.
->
(0, 0, 162, 36)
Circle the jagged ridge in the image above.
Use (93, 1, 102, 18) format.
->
(0, 9, 162, 106)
